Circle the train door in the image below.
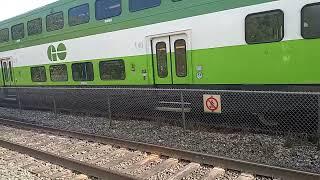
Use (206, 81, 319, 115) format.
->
(152, 33, 192, 85)
(1, 59, 15, 87)
(0, 58, 16, 100)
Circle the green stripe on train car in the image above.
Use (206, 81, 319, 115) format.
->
(9, 38, 320, 86)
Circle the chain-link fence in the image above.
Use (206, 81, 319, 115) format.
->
(0, 87, 319, 139)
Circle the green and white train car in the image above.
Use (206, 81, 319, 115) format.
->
(0, 0, 319, 90)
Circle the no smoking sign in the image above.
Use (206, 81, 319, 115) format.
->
(203, 95, 222, 113)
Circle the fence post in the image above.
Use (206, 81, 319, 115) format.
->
(108, 94, 112, 128)
(181, 91, 186, 132)
(17, 88, 22, 115)
(52, 96, 57, 119)
(317, 96, 320, 149)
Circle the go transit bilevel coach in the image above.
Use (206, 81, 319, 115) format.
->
(0, 0, 319, 91)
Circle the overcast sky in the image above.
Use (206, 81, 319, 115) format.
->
(0, 0, 58, 21)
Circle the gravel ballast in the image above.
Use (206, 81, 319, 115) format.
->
(0, 107, 319, 174)
(0, 147, 40, 180)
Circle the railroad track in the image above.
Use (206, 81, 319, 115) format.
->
(0, 118, 319, 180)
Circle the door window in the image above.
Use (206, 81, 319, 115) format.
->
(156, 42, 168, 78)
(8, 62, 13, 81)
(2, 62, 8, 81)
(174, 39, 187, 77)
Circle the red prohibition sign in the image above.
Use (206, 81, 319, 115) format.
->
(206, 96, 219, 111)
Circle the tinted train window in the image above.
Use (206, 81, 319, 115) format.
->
(2, 62, 8, 81)
(245, 10, 284, 44)
(99, 60, 125, 80)
(50, 64, 68, 82)
(72, 62, 94, 81)
(96, 0, 121, 20)
(129, 0, 161, 12)
(27, 18, 42, 36)
(11, 23, 25, 40)
(302, 3, 320, 39)
(156, 42, 168, 78)
(0, 28, 9, 43)
(8, 62, 13, 82)
(46, 12, 64, 32)
(31, 66, 47, 82)
(174, 39, 187, 77)
(69, 3, 90, 26)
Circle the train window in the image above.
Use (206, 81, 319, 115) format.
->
(50, 64, 68, 82)
(99, 60, 125, 80)
(129, 0, 161, 12)
(72, 62, 94, 81)
(174, 39, 187, 77)
(95, 0, 121, 20)
(69, 3, 90, 26)
(156, 42, 168, 78)
(46, 11, 64, 32)
(2, 62, 8, 81)
(0, 28, 9, 43)
(27, 18, 42, 36)
(11, 23, 25, 40)
(31, 66, 47, 82)
(245, 10, 284, 44)
(302, 3, 320, 39)
(8, 62, 13, 82)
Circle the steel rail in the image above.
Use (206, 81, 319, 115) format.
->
(0, 117, 319, 180)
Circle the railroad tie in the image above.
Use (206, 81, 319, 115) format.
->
(25, 136, 48, 146)
(60, 146, 89, 157)
(0, 150, 12, 157)
(50, 142, 73, 153)
(22, 162, 50, 175)
(102, 151, 138, 169)
(202, 167, 225, 180)
(72, 174, 90, 180)
(48, 170, 75, 179)
(1, 152, 20, 160)
(76, 147, 112, 161)
(68, 148, 92, 159)
(236, 173, 255, 180)
(35, 140, 54, 148)
(123, 154, 159, 173)
(21, 162, 37, 169)
(138, 158, 179, 179)
(167, 162, 201, 180)
(15, 158, 35, 168)
(30, 166, 50, 174)
(88, 148, 126, 164)
(11, 132, 35, 141)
